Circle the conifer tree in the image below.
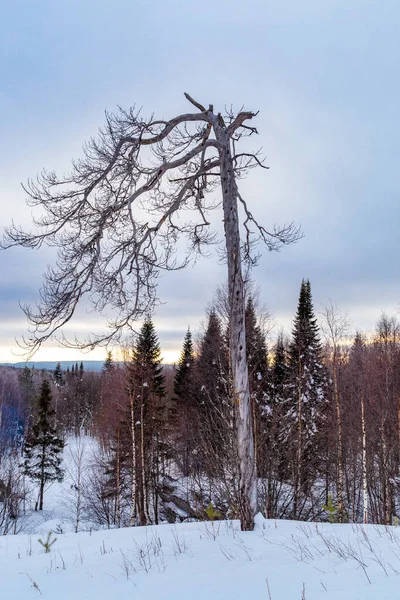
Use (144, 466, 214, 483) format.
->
(130, 317, 165, 397)
(174, 328, 195, 402)
(286, 279, 328, 516)
(126, 316, 166, 525)
(74, 362, 89, 433)
(53, 362, 63, 387)
(245, 297, 269, 476)
(102, 350, 114, 373)
(245, 297, 269, 403)
(174, 328, 196, 475)
(195, 310, 230, 473)
(261, 333, 291, 515)
(23, 380, 64, 510)
(19, 366, 36, 441)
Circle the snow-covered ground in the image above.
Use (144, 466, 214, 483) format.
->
(4, 515, 400, 599)
(4, 437, 400, 599)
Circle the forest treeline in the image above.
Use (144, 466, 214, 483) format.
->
(1, 279, 400, 531)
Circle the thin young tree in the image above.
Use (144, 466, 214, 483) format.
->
(23, 379, 64, 510)
(321, 302, 349, 522)
(2, 94, 300, 529)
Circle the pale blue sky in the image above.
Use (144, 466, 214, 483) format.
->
(1, 0, 399, 361)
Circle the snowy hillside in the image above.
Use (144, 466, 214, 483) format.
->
(4, 514, 400, 599)
(3, 437, 400, 599)
(3, 438, 400, 600)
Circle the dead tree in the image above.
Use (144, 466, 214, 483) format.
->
(2, 93, 300, 530)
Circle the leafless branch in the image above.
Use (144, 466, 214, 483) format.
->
(2, 93, 301, 357)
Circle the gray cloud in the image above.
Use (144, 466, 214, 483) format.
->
(1, 0, 399, 360)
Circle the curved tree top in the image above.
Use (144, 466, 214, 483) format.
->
(2, 93, 300, 356)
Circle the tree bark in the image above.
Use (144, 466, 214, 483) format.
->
(39, 444, 45, 511)
(333, 352, 344, 522)
(361, 394, 368, 524)
(214, 123, 257, 530)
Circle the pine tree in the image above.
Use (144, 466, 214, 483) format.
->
(195, 310, 230, 474)
(245, 297, 269, 476)
(173, 328, 196, 475)
(53, 362, 63, 387)
(264, 332, 291, 513)
(287, 279, 328, 515)
(19, 366, 36, 442)
(102, 350, 114, 373)
(126, 316, 166, 525)
(75, 363, 89, 433)
(245, 297, 269, 403)
(174, 328, 195, 401)
(272, 333, 289, 397)
(23, 380, 64, 510)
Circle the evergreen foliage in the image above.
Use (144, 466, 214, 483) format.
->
(128, 316, 166, 525)
(53, 362, 63, 387)
(322, 494, 338, 523)
(195, 310, 230, 468)
(263, 333, 291, 493)
(173, 328, 197, 475)
(38, 531, 57, 553)
(174, 328, 195, 402)
(23, 380, 64, 510)
(102, 350, 114, 373)
(245, 297, 269, 403)
(129, 316, 165, 397)
(19, 366, 36, 433)
(245, 297, 269, 476)
(286, 280, 328, 508)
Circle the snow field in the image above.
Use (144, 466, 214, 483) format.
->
(3, 515, 400, 599)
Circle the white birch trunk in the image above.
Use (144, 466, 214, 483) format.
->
(361, 394, 368, 524)
(129, 392, 136, 526)
(333, 354, 344, 522)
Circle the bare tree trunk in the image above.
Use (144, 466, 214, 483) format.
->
(139, 400, 147, 526)
(39, 444, 45, 511)
(333, 356, 344, 522)
(129, 392, 136, 527)
(361, 394, 368, 524)
(215, 124, 256, 531)
(294, 359, 302, 519)
(115, 427, 121, 528)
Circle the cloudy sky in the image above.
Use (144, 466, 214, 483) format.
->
(1, 0, 399, 363)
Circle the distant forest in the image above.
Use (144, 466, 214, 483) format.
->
(1, 279, 399, 530)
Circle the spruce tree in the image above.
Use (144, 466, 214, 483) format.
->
(174, 328, 196, 475)
(245, 297, 269, 476)
(23, 380, 64, 510)
(19, 366, 36, 441)
(126, 316, 166, 524)
(287, 279, 328, 514)
(267, 333, 291, 482)
(53, 362, 64, 387)
(174, 328, 195, 401)
(272, 333, 289, 397)
(130, 317, 165, 396)
(102, 350, 114, 373)
(245, 297, 269, 402)
(195, 310, 230, 473)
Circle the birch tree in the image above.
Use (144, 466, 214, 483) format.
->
(2, 94, 299, 530)
(321, 302, 349, 522)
